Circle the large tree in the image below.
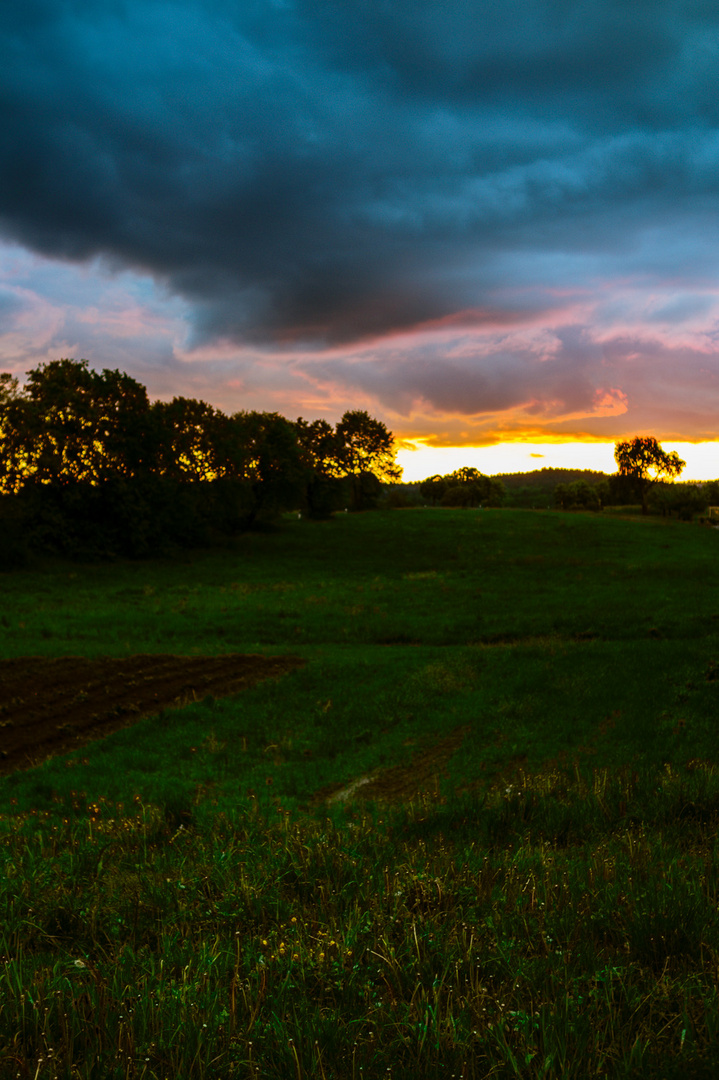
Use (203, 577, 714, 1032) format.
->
(232, 411, 304, 524)
(335, 411, 401, 480)
(335, 410, 401, 510)
(614, 436, 685, 515)
(152, 396, 227, 482)
(0, 358, 152, 493)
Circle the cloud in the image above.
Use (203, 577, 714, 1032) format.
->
(2, 0, 719, 351)
(2, 1, 719, 448)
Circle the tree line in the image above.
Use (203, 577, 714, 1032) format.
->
(0, 359, 400, 560)
(0, 360, 711, 566)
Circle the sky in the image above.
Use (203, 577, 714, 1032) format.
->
(2, 0, 719, 479)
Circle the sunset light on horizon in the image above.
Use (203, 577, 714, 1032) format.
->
(394, 439, 719, 484)
(2, 2, 719, 464)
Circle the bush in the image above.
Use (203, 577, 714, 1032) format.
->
(304, 475, 351, 519)
(649, 483, 708, 521)
(554, 480, 602, 512)
(379, 483, 422, 509)
(440, 484, 474, 508)
(349, 471, 382, 511)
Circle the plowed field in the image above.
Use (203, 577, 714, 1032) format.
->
(0, 653, 305, 776)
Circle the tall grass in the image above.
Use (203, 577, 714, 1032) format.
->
(1, 508, 719, 1077)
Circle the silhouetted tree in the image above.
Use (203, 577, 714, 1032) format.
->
(0, 360, 167, 556)
(233, 411, 304, 525)
(152, 397, 227, 482)
(0, 373, 18, 408)
(614, 437, 685, 515)
(294, 418, 350, 518)
(419, 474, 447, 505)
(420, 467, 505, 509)
(335, 410, 401, 510)
(444, 468, 505, 507)
(0, 359, 153, 492)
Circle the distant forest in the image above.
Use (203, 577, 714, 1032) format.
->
(494, 467, 609, 489)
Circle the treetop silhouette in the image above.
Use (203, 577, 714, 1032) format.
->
(614, 436, 685, 515)
(0, 359, 401, 556)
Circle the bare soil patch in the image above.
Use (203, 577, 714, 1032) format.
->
(0, 653, 305, 777)
(309, 724, 471, 807)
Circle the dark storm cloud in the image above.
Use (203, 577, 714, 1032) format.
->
(2, 0, 719, 346)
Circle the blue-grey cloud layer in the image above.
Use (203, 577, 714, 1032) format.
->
(2, 0, 719, 348)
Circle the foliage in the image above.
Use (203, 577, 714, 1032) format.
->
(701, 479, 719, 506)
(420, 468, 505, 508)
(498, 467, 608, 490)
(419, 474, 447, 505)
(0, 494, 28, 569)
(554, 479, 602, 511)
(294, 417, 349, 518)
(334, 411, 401, 484)
(0, 359, 153, 492)
(232, 411, 305, 525)
(614, 436, 686, 515)
(152, 396, 228, 482)
(0, 360, 400, 553)
(335, 410, 402, 510)
(381, 482, 423, 509)
(294, 413, 404, 516)
(294, 418, 345, 479)
(649, 482, 709, 521)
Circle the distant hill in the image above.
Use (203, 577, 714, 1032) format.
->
(492, 468, 609, 490)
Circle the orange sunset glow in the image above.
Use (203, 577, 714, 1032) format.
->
(394, 439, 719, 483)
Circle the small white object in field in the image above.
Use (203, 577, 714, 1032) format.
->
(328, 772, 381, 803)
(297, 511, 302, 519)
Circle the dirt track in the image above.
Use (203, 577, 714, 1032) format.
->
(0, 653, 304, 777)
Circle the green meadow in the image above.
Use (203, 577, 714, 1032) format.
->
(2, 507, 719, 1078)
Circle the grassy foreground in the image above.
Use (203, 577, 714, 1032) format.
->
(1, 508, 719, 1078)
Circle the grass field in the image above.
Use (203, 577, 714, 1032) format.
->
(1, 507, 719, 1078)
